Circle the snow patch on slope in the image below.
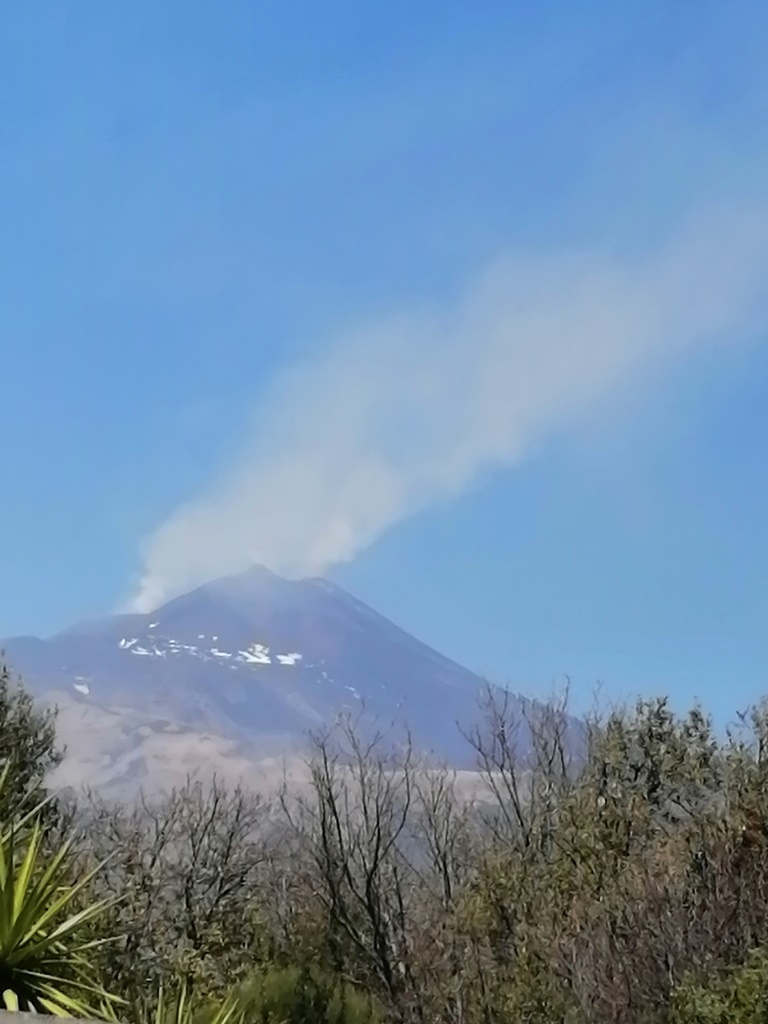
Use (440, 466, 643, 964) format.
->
(117, 635, 303, 669)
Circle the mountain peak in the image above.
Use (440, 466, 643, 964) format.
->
(1, 568, 527, 795)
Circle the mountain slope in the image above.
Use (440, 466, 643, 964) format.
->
(3, 568, 508, 794)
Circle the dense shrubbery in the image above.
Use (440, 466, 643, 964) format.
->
(6, 660, 768, 1021)
(232, 965, 381, 1024)
(0, 663, 61, 822)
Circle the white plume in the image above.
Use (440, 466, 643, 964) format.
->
(131, 204, 768, 612)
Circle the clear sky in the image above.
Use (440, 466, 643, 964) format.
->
(2, 1, 768, 723)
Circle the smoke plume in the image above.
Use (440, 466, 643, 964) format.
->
(131, 205, 768, 612)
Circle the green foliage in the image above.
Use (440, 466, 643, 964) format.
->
(145, 979, 244, 1024)
(0, 766, 120, 1016)
(232, 966, 381, 1024)
(0, 663, 61, 822)
(13, 667, 768, 1023)
(671, 946, 768, 1023)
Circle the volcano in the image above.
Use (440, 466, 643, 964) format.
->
(2, 567, 529, 796)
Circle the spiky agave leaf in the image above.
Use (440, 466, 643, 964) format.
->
(146, 979, 244, 1024)
(0, 766, 122, 1017)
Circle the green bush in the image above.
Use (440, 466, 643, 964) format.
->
(0, 663, 62, 823)
(671, 946, 768, 1023)
(232, 965, 381, 1024)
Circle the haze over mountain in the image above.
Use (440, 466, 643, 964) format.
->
(2, 567, 534, 798)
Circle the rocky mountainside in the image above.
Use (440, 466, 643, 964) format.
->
(2, 567, 518, 798)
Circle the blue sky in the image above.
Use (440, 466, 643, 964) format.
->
(2, 1, 768, 723)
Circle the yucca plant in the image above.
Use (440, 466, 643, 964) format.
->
(143, 979, 244, 1024)
(0, 764, 121, 1016)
